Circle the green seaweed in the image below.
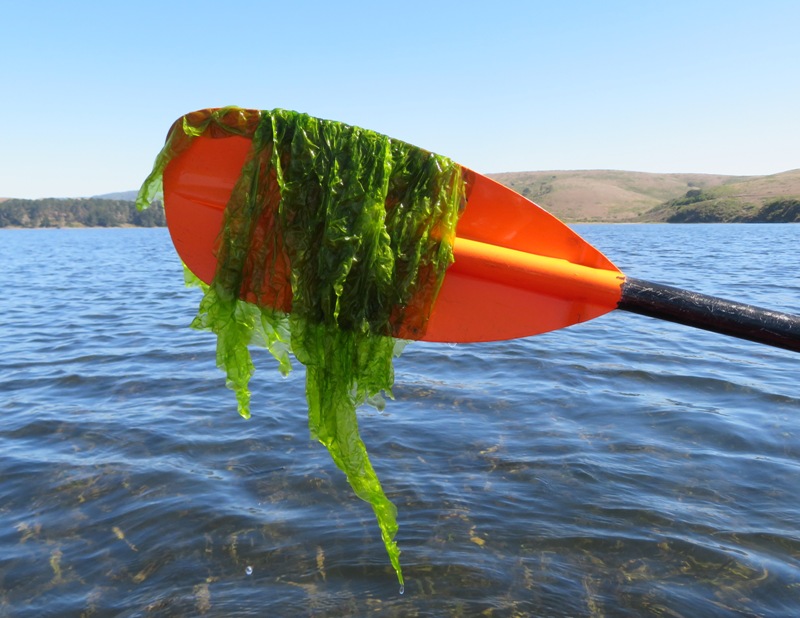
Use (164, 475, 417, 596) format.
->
(138, 107, 466, 584)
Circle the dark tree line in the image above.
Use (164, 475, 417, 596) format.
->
(657, 192, 800, 223)
(0, 198, 165, 228)
(749, 198, 800, 222)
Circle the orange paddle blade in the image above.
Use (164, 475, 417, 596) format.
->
(162, 110, 625, 343)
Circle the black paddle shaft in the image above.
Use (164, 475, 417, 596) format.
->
(618, 277, 800, 353)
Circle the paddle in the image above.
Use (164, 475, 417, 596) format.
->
(152, 108, 800, 352)
(143, 107, 799, 585)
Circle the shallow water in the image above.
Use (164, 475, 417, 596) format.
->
(1, 225, 798, 616)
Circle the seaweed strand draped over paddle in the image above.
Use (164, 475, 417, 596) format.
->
(137, 107, 467, 585)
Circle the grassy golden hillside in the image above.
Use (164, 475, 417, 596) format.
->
(487, 169, 800, 222)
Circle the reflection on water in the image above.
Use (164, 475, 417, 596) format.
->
(0, 226, 798, 616)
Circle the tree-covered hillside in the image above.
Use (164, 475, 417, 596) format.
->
(0, 198, 165, 228)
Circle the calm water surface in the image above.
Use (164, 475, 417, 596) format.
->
(1, 225, 798, 617)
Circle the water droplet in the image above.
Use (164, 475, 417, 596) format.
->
(399, 584, 405, 595)
(245, 566, 253, 576)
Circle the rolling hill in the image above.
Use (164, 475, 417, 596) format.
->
(486, 169, 800, 222)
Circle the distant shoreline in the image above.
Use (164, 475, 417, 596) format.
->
(0, 197, 164, 228)
(0, 224, 152, 230)
(3, 169, 800, 225)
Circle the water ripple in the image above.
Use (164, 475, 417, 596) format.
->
(1, 227, 799, 616)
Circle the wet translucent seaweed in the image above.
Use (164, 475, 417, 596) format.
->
(138, 107, 466, 584)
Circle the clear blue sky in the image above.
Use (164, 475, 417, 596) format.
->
(2, 0, 799, 198)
